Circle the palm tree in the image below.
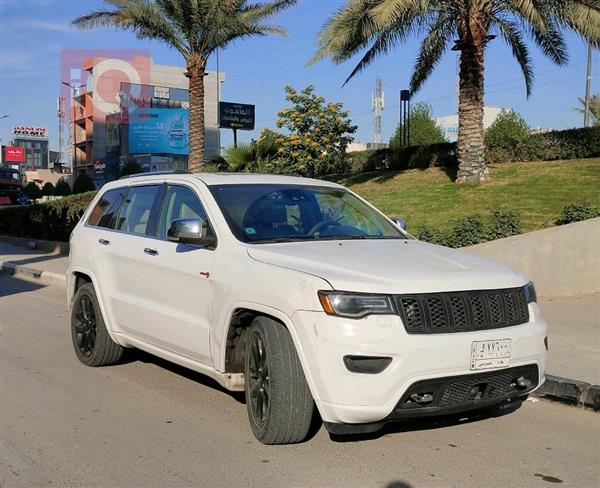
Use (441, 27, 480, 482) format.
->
(312, 1, 600, 183)
(73, 0, 296, 172)
(574, 93, 600, 125)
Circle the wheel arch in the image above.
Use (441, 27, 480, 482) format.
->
(219, 302, 319, 401)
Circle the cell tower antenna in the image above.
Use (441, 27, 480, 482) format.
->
(372, 79, 384, 144)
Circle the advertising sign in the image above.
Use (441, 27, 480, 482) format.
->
(13, 126, 47, 138)
(219, 102, 255, 130)
(129, 108, 189, 155)
(4, 146, 26, 163)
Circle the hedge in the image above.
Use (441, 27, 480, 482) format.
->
(486, 126, 600, 164)
(0, 192, 96, 242)
(346, 126, 600, 175)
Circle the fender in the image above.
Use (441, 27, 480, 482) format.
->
(216, 300, 322, 402)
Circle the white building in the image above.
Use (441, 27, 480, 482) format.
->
(436, 106, 505, 142)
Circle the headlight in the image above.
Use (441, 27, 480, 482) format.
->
(524, 281, 537, 303)
(318, 291, 395, 318)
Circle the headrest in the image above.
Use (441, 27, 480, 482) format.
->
(259, 203, 287, 226)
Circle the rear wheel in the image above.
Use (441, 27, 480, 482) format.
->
(244, 316, 314, 444)
(71, 283, 124, 367)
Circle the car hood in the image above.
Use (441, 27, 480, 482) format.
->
(247, 239, 526, 294)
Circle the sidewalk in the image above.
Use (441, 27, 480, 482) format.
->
(1, 238, 598, 408)
(0, 241, 68, 285)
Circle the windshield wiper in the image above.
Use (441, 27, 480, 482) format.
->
(250, 237, 304, 244)
(315, 235, 367, 240)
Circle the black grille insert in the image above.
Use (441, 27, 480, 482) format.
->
(395, 364, 539, 413)
(395, 286, 529, 334)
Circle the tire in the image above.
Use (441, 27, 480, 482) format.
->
(70, 282, 124, 367)
(244, 316, 314, 445)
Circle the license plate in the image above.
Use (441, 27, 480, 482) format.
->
(470, 339, 512, 371)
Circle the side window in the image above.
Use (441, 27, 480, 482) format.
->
(157, 185, 213, 240)
(114, 185, 160, 236)
(87, 188, 127, 229)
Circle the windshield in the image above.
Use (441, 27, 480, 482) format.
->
(208, 184, 406, 244)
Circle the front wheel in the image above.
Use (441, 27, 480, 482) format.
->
(244, 316, 314, 444)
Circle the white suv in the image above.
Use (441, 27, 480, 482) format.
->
(68, 173, 547, 444)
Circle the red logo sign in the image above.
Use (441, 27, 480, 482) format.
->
(4, 146, 25, 162)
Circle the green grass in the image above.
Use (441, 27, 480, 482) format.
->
(335, 158, 600, 233)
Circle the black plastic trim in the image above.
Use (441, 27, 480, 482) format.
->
(343, 355, 393, 374)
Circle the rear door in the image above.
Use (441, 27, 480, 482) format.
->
(90, 184, 164, 340)
(133, 182, 216, 364)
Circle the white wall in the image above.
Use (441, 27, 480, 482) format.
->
(437, 106, 504, 142)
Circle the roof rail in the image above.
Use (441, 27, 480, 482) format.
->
(119, 170, 190, 180)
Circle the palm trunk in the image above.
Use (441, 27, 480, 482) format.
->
(187, 61, 206, 173)
(456, 42, 489, 183)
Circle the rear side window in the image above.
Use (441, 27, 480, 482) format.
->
(114, 185, 160, 236)
(87, 188, 127, 229)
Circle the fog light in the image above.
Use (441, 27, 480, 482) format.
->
(343, 355, 392, 374)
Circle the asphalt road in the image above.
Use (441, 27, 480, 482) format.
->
(1, 274, 599, 488)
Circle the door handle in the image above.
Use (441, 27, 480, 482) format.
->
(98, 239, 110, 246)
(144, 248, 159, 256)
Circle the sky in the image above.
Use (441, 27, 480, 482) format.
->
(1, 0, 599, 152)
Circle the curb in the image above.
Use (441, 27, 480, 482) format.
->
(535, 375, 600, 411)
(0, 235, 69, 256)
(0, 261, 66, 287)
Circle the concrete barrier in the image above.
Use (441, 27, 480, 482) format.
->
(465, 218, 600, 297)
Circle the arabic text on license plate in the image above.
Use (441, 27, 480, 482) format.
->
(470, 339, 512, 371)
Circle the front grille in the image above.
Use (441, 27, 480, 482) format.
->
(395, 286, 529, 334)
(394, 364, 539, 413)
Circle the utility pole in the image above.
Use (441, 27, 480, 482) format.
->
(583, 42, 593, 128)
(372, 79, 384, 144)
(57, 97, 65, 169)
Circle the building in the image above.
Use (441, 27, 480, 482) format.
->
(436, 107, 505, 142)
(68, 56, 223, 185)
(10, 126, 50, 175)
(347, 142, 389, 153)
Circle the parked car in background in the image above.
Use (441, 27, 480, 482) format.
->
(67, 173, 547, 444)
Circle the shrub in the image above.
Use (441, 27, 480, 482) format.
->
(73, 173, 96, 194)
(557, 201, 600, 225)
(486, 126, 600, 164)
(119, 160, 142, 177)
(388, 142, 458, 170)
(484, 110, 530, 148)
(24, 182, 42, 200)
(345, 149, 388, 174)
(390, 102, 446, 150)
(54, 178, 72, 196)
(41, 182, 55, 196)
(0, 191, 96, 242)
(415, 211, 523, 248)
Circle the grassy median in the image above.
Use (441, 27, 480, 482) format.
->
(336, 158, 600, 233)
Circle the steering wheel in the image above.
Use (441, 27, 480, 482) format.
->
(308, 219, 342, 235)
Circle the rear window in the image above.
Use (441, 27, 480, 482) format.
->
(87, 188, 128, 229)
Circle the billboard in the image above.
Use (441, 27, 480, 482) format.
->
(219, 102, 255, 130)
(129, 108, 189, 155)
(13, 126, 47, 138)
(4, 146, 26, 162)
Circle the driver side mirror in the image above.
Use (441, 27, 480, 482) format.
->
(167, 218, 216, 248)
(390, 216, 407, 231)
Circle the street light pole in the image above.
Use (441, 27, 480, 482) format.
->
(583, 42, 593, 128)
(0, 115, 9, 167)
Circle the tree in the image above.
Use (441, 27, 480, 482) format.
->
(574, 93, 600, 126)
(484, 109, 530, 147)
(120, 160, 142, 177)
(54, 178, 72, 196)
(41, 182, 56, 197)
(390, 102, 446, 150)
(24, 182, 42, 200)
(73, 0, 296, 172)
(273, 85, 357, 177)
(73, 173, 96, 194)
(312, 1, 600, 183)
(221, 129, 282, 172)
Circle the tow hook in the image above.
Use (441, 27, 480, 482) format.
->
(410, 392, 434, 404)
(514, 376, 532, 390)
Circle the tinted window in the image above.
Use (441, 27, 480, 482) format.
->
(157, 185, 212, 240)
(209, 184, 405, 243)
(114, 185, 160, 236)
(88, 188, 127, 229)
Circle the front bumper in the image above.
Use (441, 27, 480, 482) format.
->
(291, 303, 547, 426)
